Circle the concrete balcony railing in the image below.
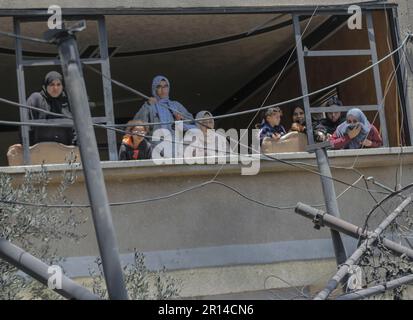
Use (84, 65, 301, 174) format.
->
(1, 147, 412, 297)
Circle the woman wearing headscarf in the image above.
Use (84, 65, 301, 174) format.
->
(27, 71, 75, 145)
(195, 110, 215, 141)
(133, 75, 196, 144)
(329, 108, 382, 149)
(195, 110, 229, 156)
(314, 97, 346, 142)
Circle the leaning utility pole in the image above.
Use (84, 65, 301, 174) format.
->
(46, 22, 128, 300)
(313, 145, 348, 265)
(0, 238, 100, 300)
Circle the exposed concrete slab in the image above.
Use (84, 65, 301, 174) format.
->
(0, 1, 395, 10)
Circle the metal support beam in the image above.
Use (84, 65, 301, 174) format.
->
(295, 202, 413, 260)
(314, 148, 348, 265)
(0, 238, 100, 300)
(309, 105, 379, 113)
(314, 197, 412, 300)
(292, 11, 390, 149)
(293, 14, 347, 267)
(98, 16, 117, 161)
(22, 58, 104, 67)
(28, 116, 108, 125)
(49, 23, 128, 300)
(366, 12, 389, 147)
(390, 6, 413, 146)
(0, 3, 398, 17)
(13, 18, 30, 165)
(303, 49, 371, 57)
(293, 14, 314, 146)
(13, 17, 117, 162)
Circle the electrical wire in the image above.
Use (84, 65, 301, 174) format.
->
(1, 34, 409, 129)
(0, 106, 390, 196)
(0, 30, 51, 44)
(11, 32, 407, 129)
(210, 5, 319, 182)
(0, 179, 298, 211)
(0, 98, 392, 196)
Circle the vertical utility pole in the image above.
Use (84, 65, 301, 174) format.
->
(46, 22, 128, 300)
(14, 18, 31, 165)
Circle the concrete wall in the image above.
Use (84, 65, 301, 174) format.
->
(397, 0, 413, 143)
(2, 147, 413, 297)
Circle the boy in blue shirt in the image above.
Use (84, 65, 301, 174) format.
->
(259, 107, 286, 145)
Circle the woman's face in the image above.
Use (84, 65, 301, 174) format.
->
(327, 112, 341, 123)
(347, 115, 360, 129)
(292, 107, 305, 124)
(199, 117, 214, 134)
(346, 114, 359, 127)
(47, 79, 63, 98)
(156, 80, 170, 99)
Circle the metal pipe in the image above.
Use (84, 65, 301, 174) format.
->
(315, 148, 348, 265)
(367, 12, 389, 147)
(98, 16, 118, 161)
(366, 176, 395, 194)
(336, 274, 413, 300)
(50, 26, 128, 300)
(0, 238, 100, 300)
(295, 202, 413, 260)
(313, 197, 412, 300)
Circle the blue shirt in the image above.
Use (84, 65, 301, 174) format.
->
(259, 121, 286, 145)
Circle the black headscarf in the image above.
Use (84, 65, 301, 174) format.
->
(28, 71, 75, 145)
(40, 71, 69, 116)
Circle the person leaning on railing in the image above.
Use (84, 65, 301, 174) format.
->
(27, 71, 76, 146)
(118, 120, 153, 160)
(313, 97, 346, 143)
(133, 75, 196, 144)
(258, 107, 287, 146)
(289, 106, 306, 134)
(329, 108, 383, 149)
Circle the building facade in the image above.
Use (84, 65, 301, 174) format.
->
(1, 1, 413, 299)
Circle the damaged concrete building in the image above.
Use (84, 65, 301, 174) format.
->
(1, 1, 413, 299)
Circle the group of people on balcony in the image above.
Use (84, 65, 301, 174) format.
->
(26, 71, 383, 161)
(258, 97, 383, 150)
